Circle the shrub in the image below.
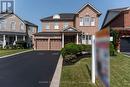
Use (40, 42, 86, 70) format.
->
(80, 44, 91, 52)
(16, 41, 27, 49)
(4, 45, 10, 49)
(61, 43, 92, 64)
(61, 43, 79, 57)
(110, 43, 115, 56)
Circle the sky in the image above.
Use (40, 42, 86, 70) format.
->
(15, 0, 130, 32)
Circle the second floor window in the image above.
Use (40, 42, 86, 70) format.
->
(45, 23, 50, 29)
(91, 17, 95, 26)
(80, 17, 84, 26)
(11, 21, 16, 30)
(63, 22, 69, 28)
(30, 27, 34, 33)
(80, 16, 95, 26)
(20, 23, 24, 30)
(0, 21, 6, 30)
(54, 22, 59, 29)
(84, 16, 91, 26)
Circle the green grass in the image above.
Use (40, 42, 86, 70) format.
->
(0, 49, 31, 57)
(110, 53, 130, 87)
(60, 53, 130, 87)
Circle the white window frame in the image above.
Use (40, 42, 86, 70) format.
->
(80, 17, 84, 26)
(30, 27, 34, 32)
(84, 15, 91, 26)
(54, 22, 59, 29)
(45, 23, 50, 29)
(63, 22, 69, 28)
(20, 23, 24, 31)
(11, 21, 16, 30)
(0, 21, 6, 30)
(91, 17, 95, 26)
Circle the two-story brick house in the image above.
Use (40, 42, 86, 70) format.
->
(102, 7, 130, 52)
(0, 13, 38, 48)
(33, 3, 101, 50)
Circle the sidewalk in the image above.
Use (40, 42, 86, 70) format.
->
(0, 49, 33, 59)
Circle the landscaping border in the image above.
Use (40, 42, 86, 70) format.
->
(0, 49, 33, 59)
(50, 55, 63, 87)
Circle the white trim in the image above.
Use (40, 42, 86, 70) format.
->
(62, 33, 64, 48)
(76, 33, 79, 44)
(2, 35, 6, 48)
(92, 35, 96, 84)
(77, 3, 101, 14)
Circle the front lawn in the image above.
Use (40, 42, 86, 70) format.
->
(60, 53, 130, 87)
(0, 49, 31, 57)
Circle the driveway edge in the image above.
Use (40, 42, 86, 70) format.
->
(0, 49, 33, 59)
(50, 55, 63, 87)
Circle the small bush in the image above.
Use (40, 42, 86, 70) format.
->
(61, 43, 92, 64)
(61, 43, 79, 57)
(80, 44, 91, 52)
(110, 43, 115, 56)
(16, 41, 27, 49)
(4, 45, 10, 49)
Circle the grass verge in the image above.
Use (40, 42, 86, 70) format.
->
(0, 49, 31, 57)
(60, 53, 130, 87)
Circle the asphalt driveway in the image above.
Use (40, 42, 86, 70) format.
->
(0, 51, 60, 87)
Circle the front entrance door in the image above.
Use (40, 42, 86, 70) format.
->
(65, 36, 76, 44)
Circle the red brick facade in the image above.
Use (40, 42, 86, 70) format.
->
(33, 3, 101, 50)
(102, 7, 130, 52)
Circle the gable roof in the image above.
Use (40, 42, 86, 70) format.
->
(41, 13, 76, 21)
(23, 20, 38, 27)
(41, 3, 101, 22)
(62, 26, 81, 32)
(101, 7, 130, 28)
(0, 13, 12, 19)
(0, 13, 38, 27)
(77, 3, 101, 16)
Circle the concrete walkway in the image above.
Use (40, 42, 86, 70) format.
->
(50, 55, 63, 87)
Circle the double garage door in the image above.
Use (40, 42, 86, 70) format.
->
(36, 39, 61, 50)
(120, 37, 130, 52)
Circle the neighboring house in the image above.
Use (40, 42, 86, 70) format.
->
(33, 3, 101, 50)
(0, 13, 38, 48)
(101, 7, 130, 52)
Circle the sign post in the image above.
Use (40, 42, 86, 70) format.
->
(92, 35, 96, 84)
(95, 28, 110, 87)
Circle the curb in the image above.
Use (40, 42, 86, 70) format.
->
(50, 55, 63, 87)
(120, 52, 130, 58)
(0, 50, 33, 59)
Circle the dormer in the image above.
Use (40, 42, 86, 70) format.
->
(53, 14, 60, 19)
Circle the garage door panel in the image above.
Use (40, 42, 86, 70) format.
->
(50, 39, 61, 50)
(120, 37, 130, 52)
(36, 39, 48, 50)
